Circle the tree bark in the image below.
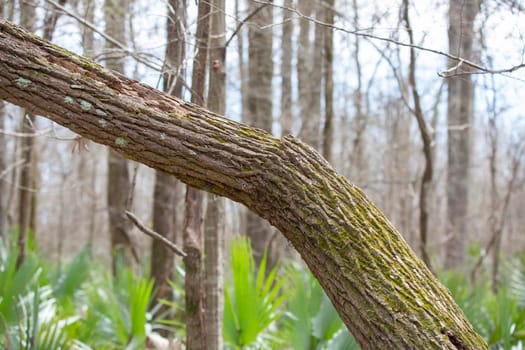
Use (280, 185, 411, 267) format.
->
(445, 0, 480, 269)
(0, 20, 487, 349)
(204, 0, 226, 348)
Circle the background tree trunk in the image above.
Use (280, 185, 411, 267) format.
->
(280, 0, 293, 137)
(203, 0, 226, 348)
(184, 0, 210, 348)
(0, 22, 488, 348)
(445, 0, 480, 269)
(104, 0, 133, 273)
(297, 0, 322, 150)
(150, 0, 185, 324)
(0, 0, 6, 239)
(16, 0, 38, 268)
(322, 0, 335, 163)
(245, 0, 274, 265)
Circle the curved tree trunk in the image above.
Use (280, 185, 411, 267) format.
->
(0, 20, 487, 349)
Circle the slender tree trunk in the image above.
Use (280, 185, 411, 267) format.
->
(350, 0, 366, 185)
(403, 0, 434, 271)
(79, 0, 96, 254)
(281, 0, 293, 137)
(445, 0, 480, 269)
(104, 0, 133, 273)
(297, 0, 322, 149)
(0, 100, 6, 238)
(0, 3, 4, 239)
(203, 0, 226, 348)
(150, 0, 185, 323)
(322, 0, 334, 163)
(184, 1, 210, 348)
(0, 21, 489, 348)
(16, 0, 38, 267)
(245, 0, 274, 265)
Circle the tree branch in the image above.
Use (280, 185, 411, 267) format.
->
(0, 19, 487, 349)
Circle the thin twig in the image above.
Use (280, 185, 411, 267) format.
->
(0, 127, 53, 137)
(45, 0, 163, 71)
(0, 159, 25, 180)
(125, 211, 187, 257)
(225, 3, 268, 48)
(254, 0, 525, 77)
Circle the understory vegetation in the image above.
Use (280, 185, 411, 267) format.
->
(1, 233, 524, 350)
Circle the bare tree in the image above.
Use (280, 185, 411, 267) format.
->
(16, 0, 38, 268)
(297, 0, 322, 149)
(0, 101, 6, 238)
(245, 0, 274, 265)
(280, 0, 293, 137)
(184, 0, 210, 348)
(204, 3, 226, 346)
(150, 0, 185, 325)
(402, 0, 434, 271)
(445, 0, 481, 269)
(322, 0, 334, 163)
(0, 0, 6, 238)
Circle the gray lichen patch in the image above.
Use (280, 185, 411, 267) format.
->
(160, 132, 166, 140)
(98, 119, 108, 127)
(80, 100, 92, 111)
(115, 137, 128, 147)
(64, 96, 75, 104)
(15, 77, 32, 89)
(95, 109, 107, 117)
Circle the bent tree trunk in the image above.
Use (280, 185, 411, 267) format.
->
(0, 20, 486, 349)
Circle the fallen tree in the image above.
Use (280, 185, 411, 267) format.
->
(0, 20, 486, 349)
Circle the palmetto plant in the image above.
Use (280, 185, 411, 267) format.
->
(223, 236, 285, 349)
(0, 237, 81, 349)
(281, 264, 358, 350)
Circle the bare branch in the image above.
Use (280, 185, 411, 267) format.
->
(126, 211, 187, 257)
(45, 0, 164, 71)
(225, 3, 268, 48)
(254, 0, 525, 77)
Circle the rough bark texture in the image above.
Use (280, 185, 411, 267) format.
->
(0, 20, 488, 349)
(150, 0, 185, 321)
(445, 0, 480, 269)
(246, 0, 274, 265)
(204, 0, 226, 348)
(104, 0, 133, 272)
(184, 1, 210, 348)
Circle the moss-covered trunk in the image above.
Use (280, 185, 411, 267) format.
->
(0, 20, 487, 349)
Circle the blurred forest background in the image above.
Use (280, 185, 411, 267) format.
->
(1, 0, 525, 348)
